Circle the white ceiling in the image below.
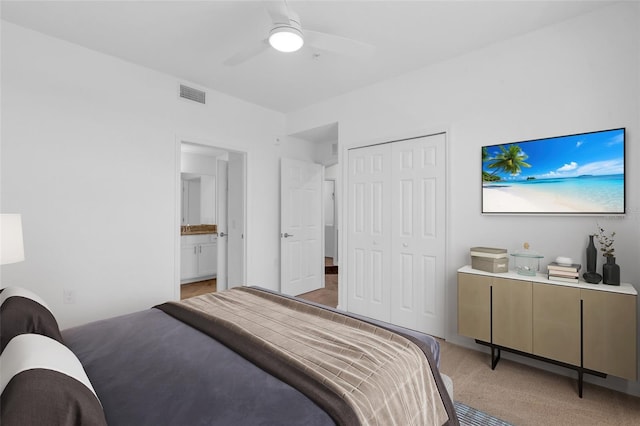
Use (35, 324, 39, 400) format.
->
(1, 1, 613, 114)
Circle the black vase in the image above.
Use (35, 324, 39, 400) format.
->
(602, 256, 620, 286)
(586, 235, 597, 273)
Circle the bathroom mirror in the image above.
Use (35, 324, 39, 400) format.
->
(181, 173, 216, 225)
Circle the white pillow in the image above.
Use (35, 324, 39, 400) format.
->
(0, 333, 98, 401)
(0, 286, 51, 311)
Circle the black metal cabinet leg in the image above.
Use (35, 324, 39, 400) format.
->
(578, 371, 583, 398)
(491, 346, 501, 370)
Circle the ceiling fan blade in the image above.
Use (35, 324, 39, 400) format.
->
(264, 0, 291, 25)
(223, 41, 269, 66)
(305, 30, 375, 58)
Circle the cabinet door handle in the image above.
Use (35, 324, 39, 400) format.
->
(194, 246, 197, 255)
(199, 245, 202, 254)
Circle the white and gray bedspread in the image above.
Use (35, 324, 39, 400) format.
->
(62, 287, 457, 425)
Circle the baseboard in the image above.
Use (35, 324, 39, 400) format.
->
(180, 275, 216, 285)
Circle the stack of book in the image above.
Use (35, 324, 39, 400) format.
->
(547, 262, 581, 283)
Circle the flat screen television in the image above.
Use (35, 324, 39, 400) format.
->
(482, 128, 625, 215)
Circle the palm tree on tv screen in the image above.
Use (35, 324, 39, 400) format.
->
(482, 147, 499, 182)
(486, 144, 531, 179)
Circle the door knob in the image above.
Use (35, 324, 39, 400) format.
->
(219, 232, 226, 237)
(283, 233, 294, 238)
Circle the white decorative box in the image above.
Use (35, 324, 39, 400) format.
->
(470, 247, 508, 273)
(471, 256, 509, 273)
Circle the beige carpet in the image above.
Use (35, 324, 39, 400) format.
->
(439, 340, 640, 425)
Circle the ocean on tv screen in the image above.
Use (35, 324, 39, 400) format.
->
(482, 174, 623, 213)
(482, 128, 624, 213)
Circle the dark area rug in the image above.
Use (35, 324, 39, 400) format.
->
(454, 401, 513, 426)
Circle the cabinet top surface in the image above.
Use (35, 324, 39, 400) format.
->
(181, 230, 217, 236)
(181, 224, 217, 235)
(458, 265, 637, 296)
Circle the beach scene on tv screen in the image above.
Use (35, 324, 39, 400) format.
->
(482, 128, 624, 213)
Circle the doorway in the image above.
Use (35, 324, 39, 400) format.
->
(177, 141, 246, 300)
(295, 171, 339, 308)
(286, 122, 340, 306)
(324, 178, 337, 265)
(322, 163, 340, 306)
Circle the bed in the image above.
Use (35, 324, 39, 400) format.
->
(1, 285, 458, 425)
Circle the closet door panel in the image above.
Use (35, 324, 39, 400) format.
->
(347, 144, 392, 321)
(391, 134, 446, 336)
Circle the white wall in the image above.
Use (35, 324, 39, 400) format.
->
(0, 22, 316, 328)
(287, 3, 640, 394)
(181, 151, 217, 175)
(314, 139, 338, 166)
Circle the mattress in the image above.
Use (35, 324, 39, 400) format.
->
(59, 287, 457, 425)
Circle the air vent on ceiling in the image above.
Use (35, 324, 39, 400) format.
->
(179, 84, 206, 104)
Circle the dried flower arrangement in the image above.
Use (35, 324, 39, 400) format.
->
(595, 226, 615, 257)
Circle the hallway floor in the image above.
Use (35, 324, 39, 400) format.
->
(296, 257, 338, 307)
(180, 258, 339, 308)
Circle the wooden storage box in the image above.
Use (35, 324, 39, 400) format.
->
(471, 256, 509, 273)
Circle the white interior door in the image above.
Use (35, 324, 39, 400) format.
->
(281, 158, 323, 296)
(227, 152, 245, 288)
(346, 144, 392, 322)
(216, 160, 228, 291)
(390, 134, 446, 337)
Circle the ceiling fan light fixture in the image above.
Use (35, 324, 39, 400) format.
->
(269, 25, 304, 53)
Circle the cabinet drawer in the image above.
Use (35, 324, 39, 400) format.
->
(582, 290, 637, 380)
(182, 234, 217, 245)
(492, 278, 532, 353)
(458, 273, 491, 342)
(532, 283, 580, 366)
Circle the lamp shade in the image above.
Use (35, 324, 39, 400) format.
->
(1, 214, 25, 265)
(269, 26, 304, 53)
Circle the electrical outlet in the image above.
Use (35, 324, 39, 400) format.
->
(63, 289, 76, 304)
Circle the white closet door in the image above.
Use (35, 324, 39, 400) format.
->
(347, 144, 392, 321)
(390, 134, 446, 337)
(346, 133, 446, 337)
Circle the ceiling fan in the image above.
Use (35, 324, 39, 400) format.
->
(224, 0, 375, 66)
